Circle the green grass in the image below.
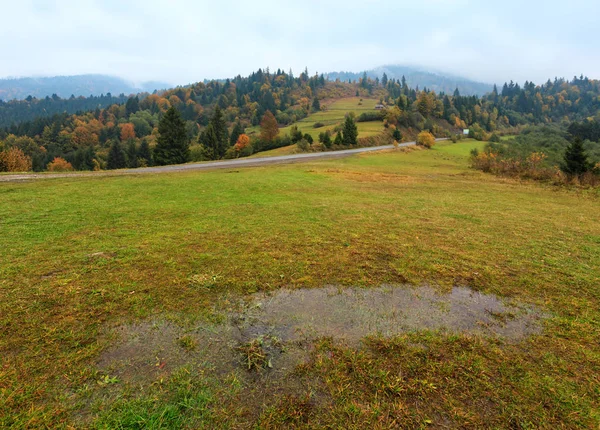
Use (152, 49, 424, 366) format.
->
(1, 140, 599, 427)
(249, 97, 385, 141)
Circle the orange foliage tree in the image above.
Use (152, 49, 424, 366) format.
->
(234, 134, 251, 152)
(0, 147, 32, 172)
(260, 110, 279, 142)
(120, 123, 136, 141)
(47, 157, 74, 172)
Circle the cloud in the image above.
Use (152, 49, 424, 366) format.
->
(0, 0, 598, 85)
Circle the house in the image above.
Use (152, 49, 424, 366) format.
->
(375, 104, 385, 110)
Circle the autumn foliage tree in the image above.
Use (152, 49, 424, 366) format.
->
(47, 157, 74, 172)
(417, 131, 436, 148)
(260, 110, 279, 142)
(234, 134, 251, 152)
(119, 123, 136, 141)
(0, 147, 32, 172)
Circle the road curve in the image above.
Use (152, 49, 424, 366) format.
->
(0, 140, 424, 182)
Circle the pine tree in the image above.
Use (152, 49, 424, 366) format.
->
(334, 131, 343, 146)
(126, 140, 138, 168)
(312, 97, 321, 112)
(393, 128, 402, 142)
(137, 139, 152, 166)
(200, 124, 219, 160)
(107, 141, 127, 170)
(209, 106, 229, 158)
(561, 137, 590, 176)
(342, 115, 358, 146)
(154, 106, 189, 166)
(381, 72, 388, 87)
(229, 122, 244, 146)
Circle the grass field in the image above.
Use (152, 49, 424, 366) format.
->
(248, 97, 385, 141)
(1, 141, 599, 428)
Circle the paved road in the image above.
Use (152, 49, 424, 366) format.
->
(0, 140, 422, 182)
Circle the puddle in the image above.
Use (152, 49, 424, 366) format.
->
(240, 285, 544, 343)
(98, 285, 544, 386)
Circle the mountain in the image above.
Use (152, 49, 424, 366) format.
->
(0, 74, 170, 101)
(326, 65, 493, 96)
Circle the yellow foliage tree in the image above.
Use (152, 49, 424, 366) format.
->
(0, 147, 32, 172)
(417, 131, 436, 148)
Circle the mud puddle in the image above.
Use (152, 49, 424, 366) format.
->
(98, 285, 544, 386)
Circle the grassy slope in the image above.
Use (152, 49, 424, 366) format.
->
(249, 97, 385, 140)
(1, 141, 599, 428)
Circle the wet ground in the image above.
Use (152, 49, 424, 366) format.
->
(97, 284, 545, 388)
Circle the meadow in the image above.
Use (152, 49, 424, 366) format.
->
(248, 97, 385, 141)
(1, 140, 599, 428)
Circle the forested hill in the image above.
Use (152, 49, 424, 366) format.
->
(1, 66, 600, 173)
(0, 74, 169, 101)
(327, 65, 493, 96)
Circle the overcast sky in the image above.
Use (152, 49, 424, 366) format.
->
(1, 0, 598, 86)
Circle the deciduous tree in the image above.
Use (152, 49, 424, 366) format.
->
(260, 110, 279, 142)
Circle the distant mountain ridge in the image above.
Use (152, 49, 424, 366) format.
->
(326, 65, 493, 96)
(0, 74, 170, 101)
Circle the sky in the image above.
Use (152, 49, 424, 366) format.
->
(1, 0, 599, 86)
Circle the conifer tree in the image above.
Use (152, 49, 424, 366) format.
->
(561, 137, 590, 176)
(312, 97, 321, 112)
(229, 122, 244, 146)
(137, 139, 152, 166)
(107, 140, 127, 169)
(334, 131, 343, 146)
(342, 115, 358, 146)
(126, 140, 138, 168)
(154, 106, 189, 166)
(200, 124, 219, 160)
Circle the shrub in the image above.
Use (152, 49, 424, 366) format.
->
(0, 147, 32, 172)
(296, 139, 310, 152)
(313, 122, 325, 128)
(47, 157, 74, 172)
(303, 133, 314, 144)
(489, 133, 502, 143)
(416, 131, 436, 148)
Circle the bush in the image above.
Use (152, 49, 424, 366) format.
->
(489, 133, 502, 143)
(303, 133, 314, 144)
(416, 131, 436, 148)
(296, 139, 310, 152)
(313, 122, 325, 128)
(47, 157, 74, 172)
(357, 111, 385, 122)
(0, 147, 32, 172)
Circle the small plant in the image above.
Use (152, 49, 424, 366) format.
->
(97, 374, 120, 386)
(178, 335, 198, 351)
(238, 338, 270, 370)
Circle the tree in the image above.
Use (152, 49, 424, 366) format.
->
(137, 139, 152, 166)
(120, 123, 136, 142)
(210, 106, 229, 154)
(312, 97, 321, 112)
(154, 106, 189, 166)
(230, 122, 244, 146)
(393, 128, 402, 142)
(260, 110, 279, 142)
(417, 131, 436, 148)
(47, 157, 74, 172)
(199, 124, 219, 160)
(125, 96, 140, 117)
(342, 115, 358, 146)
(107, 141, 127, 169)
(381, 73, 388, 87)
(126, 140, 138, 168)
(0, 147, 32, 172)
(561, 137, 591, 176)
(233, 134, 251, 152)
(334, 131, 343, 146)
(319, 130, 332, 148)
